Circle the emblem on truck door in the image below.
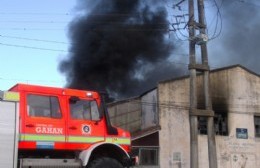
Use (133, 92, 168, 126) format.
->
(82, 125, 91, 134)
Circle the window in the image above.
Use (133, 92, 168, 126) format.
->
(140, 149, 158, 165)
(255, 116, 260, 137)
(27, 94, 62, 118)
(215, 113, 228, 136)
(198, 117, 207, 135)
(132, 148, 158, 166)
(198, 112, 228, 136)
(70, 99, 100, 121)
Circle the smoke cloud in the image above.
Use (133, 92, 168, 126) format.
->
(60, 0, 260, 100)
(60, 0, 184, 99)
(208, 0, 260, 73)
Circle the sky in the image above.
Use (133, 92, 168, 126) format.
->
(0, 0, 259, 93)
(0, 0, 77, 90)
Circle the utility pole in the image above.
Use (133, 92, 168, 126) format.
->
(188, 0, 218, 168)
(197, 0, 218, 167)
(188, 0, 198, 168)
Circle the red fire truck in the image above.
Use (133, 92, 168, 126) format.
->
(0, 84, 134, 168)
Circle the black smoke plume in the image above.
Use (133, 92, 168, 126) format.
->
(208, 0, 260, 73)
(60, 0, 183, 99)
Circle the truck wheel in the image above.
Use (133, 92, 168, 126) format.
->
(87, 157, 124, 168)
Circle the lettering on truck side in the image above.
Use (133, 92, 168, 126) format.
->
(35, 127, 63, 134)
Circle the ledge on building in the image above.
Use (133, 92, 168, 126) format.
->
(131, 125, 161, 141)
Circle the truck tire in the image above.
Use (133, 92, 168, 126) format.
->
(87, 157, 124, 168)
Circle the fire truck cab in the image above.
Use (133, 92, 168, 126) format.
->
(0, 84, 133, 168)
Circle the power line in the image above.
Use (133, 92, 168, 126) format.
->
(0, 19, 171, 28)
(208, 0, 223, 41)
(0, 42, 68, 52)
(0, 27, 170, 31)
(166, 0, 225, 41)
(0, 40, 220, 68)
(0, 20, 69, 24)
(0, 34, 68, 44)
(173, 0, 186, 11)
(234, 0, 260, 7)
(162, 0, 175, 8)
(166, 61, 219, 71)
(118, 99, 260, 110)
(0, 12, 166, 17)
(0, 20, 170, 25)
(0, 77, 64, 85)
(0, 28, 65, 31)
(0, 12, 73, 16)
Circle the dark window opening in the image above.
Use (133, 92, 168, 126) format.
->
(255, 116, 260, 137)
(215, 112, 228, 135)
(27, 94, 62, 118)
(131, 147, 158, 166)
(198, 112, 228, 136)
(198, 117, 207, 135)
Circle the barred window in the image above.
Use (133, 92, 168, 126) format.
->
(198, 112, 228, 136)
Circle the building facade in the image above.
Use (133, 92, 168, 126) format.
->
(108, 65, 260, 168)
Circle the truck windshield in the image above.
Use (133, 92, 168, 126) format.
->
(70, 99, 100, 121)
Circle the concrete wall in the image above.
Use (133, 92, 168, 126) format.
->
(141, 89, 158, 130)
(158, 76, 190, 168)
(158, 66, 260, 168)
(108, 97, 142, 133)
(108, 90, 160, 167)
(212, 67, 260, 168)
(108, 89, 159, 133)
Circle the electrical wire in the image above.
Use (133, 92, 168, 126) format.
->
(208, 0, 223, 41)
(0, 20, 69, 24)
(162, 0, 174, 8)
(0, 12, 73, 16)
(0, 61, 227, 88)
(0, 40, 221, 69)
(169, 14, 189, 41)
(0, 34, 68, 44)
(114, 99, 260, 110)
(0, 27, 170, 32)
(234, 0, 260, 8)
(0, 28, 65, 31)
(0, 77, 64, 85)
(0, 43, 68, 52)
(167, 0, 226, 42)
(176, 20, 189, 38)
(0, 20, 171, 26)
(0, 12, 173, 18)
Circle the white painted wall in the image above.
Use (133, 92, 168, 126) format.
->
(141, 89, 158, 130)
(158, 76, 190, 168)
(158, 66, 260, 168)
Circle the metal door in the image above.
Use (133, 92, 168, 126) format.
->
(20, 93, 65, 149)
(66, 96, 105, 149)
(0, 101, 19, 168)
